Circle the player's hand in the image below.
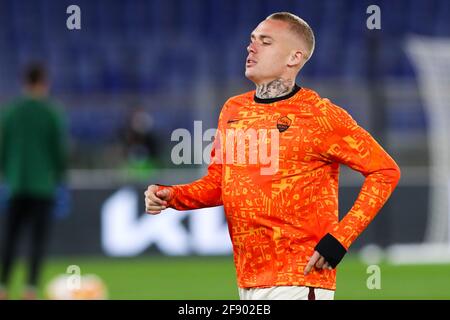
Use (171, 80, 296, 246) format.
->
(304, 251, 333, 275)
(144, 184, 172, 215)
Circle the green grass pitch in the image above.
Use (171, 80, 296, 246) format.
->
(5, 255, 450, 300)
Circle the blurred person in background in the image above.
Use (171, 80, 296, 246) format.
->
(122, 103, 160, 179)
(144, 12, 400, 300)
(0, 63, 68, 300)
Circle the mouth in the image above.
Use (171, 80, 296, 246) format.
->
(246, 58, 257, 67)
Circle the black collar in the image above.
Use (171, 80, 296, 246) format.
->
(254, 84, 301, 104)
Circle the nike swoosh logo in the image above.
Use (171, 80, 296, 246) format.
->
(227, 116, 260, 124)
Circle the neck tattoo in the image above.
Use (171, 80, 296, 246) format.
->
(256, 79, 295, 99)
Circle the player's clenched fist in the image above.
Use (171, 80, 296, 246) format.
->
(144, 185, 172, 214)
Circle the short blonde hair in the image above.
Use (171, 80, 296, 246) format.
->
(267, 12, 315, 62)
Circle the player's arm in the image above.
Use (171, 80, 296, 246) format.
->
(145, 103, 229, 213)
(147, 145, 223, 212)
(51, 108, 68, 183)
(0, 111, 6, 174)
(306, 102, 401, 273)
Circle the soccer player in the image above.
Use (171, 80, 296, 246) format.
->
(144, 12, 401, 300)
(0, 64, 68, 299)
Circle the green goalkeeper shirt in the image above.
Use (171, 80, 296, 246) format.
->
(0, 95, 67, 198)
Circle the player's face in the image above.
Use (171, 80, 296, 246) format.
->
(245, 19, 296, 84)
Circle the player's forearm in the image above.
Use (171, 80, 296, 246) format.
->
(159, 173, 223, 210)
(315, 159, 400, 267)
(331, 164, 400, 248)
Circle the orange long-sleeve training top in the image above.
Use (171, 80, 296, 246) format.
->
(160, 85, 401, 290)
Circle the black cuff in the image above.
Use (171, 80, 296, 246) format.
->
(314, 233, 347, 268)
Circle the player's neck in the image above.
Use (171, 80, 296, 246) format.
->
(255, 78, 295, 99)
(24, 85, 48, 99)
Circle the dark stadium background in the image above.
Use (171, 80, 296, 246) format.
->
(0, 0, 449, 299)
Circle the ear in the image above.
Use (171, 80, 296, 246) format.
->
(287, 50, 304, 68)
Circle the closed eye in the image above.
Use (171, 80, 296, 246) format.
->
(249, 40, 272, 46)
(250, 34, 274, 46)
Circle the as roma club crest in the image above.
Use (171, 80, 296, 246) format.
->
(277, 116, 292, 133)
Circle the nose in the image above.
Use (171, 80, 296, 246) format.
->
(247, 42, 256, 54)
